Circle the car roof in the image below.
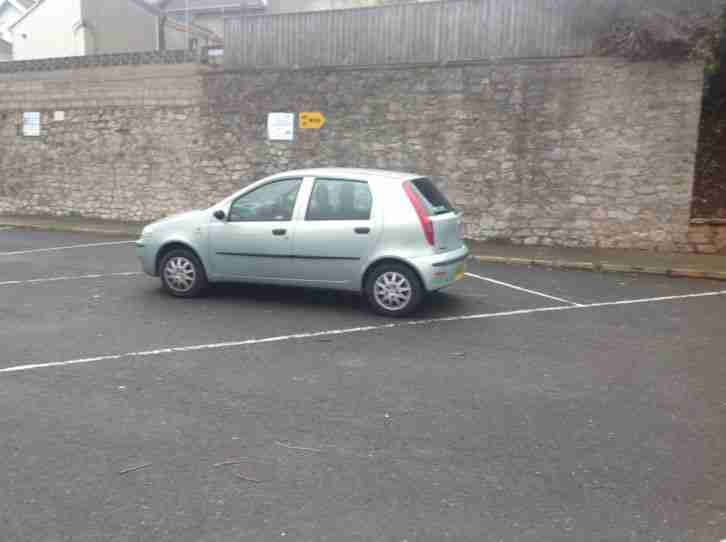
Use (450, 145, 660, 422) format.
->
(270, 168, 423, 183)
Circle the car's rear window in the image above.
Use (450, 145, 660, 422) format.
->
(411, 178, 455, 215)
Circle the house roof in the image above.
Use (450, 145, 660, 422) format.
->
(160, 0, 267, 14)
(1, 0, 34, 11)
(7, 0, 38, 30)
(127, 0, 163, 16)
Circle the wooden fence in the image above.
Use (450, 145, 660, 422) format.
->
(224, 0, 721, 69)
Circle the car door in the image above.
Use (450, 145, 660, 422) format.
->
(208, 177, 303, 282)
(292, 177, 382, 286)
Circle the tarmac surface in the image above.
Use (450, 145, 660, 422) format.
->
(1, 228, 725, 541)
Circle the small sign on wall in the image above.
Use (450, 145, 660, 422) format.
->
(54, 111, 65, 122)
(267, 112, 295, 141)
(22, 112, 41, 137)
(299, 112, 327, 129)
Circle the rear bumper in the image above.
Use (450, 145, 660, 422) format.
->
(411, 246, 469, 291)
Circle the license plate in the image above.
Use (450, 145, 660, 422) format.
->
(454, 262, 466, 281)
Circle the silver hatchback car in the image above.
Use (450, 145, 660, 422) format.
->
(136, 168, 468, 316)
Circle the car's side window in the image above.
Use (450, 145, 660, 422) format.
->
(228, 178, 302, 222)
(306, 179, 372, 221)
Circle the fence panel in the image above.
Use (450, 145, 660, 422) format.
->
(224, 0, 619, 69)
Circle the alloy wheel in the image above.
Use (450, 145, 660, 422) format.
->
(373, 271, 412, 311)
(163, 256, 197, 294)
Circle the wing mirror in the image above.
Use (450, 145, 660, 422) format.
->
(213, 210, 226, 221)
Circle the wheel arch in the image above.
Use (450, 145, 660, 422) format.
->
(155, 241, 206, 276)
(361, 256, 427, 293)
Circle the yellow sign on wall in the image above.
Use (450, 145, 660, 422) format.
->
(299, 112, 327, 129)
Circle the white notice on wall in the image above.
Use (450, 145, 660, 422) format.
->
(22, 112, 41, 137)
(54, 111, 65, 122)
(267, 112, 294, 141)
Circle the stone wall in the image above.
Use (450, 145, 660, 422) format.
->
(0, 57, 715, 252)
(0, 63, 207, 221)
(688, 220, 726, 254)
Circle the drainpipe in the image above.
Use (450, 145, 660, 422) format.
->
(158, 15, 166, 50)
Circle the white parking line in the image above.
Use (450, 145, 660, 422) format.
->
(465, 272, 583, 306)
(2, 289, 724, 375)
(0, 240, 134, 256)
(0, 271, 144, 287)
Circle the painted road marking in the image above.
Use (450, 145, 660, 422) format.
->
(0, 240, 134, 256)
(2, 289, 725, 375)
(465, 272, 583, 306)
(0, 271, 144, 287)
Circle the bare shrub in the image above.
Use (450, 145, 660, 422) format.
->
(595, 8, 722, 62)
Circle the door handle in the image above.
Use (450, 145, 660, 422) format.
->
(272, 228, 287, 236)
(354, 227, 371, 234)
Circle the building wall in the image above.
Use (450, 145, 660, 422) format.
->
(185, 13, 223, 39)
(10, 0, 83, 60)
(0, 56, 713, 252)
(163, 19, 213, 51)
(163, 21, 186, 50)
(0, 39, 10, 60)
(81, 0, 158, 54)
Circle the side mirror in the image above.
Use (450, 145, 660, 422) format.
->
(213, 210, 226, 221)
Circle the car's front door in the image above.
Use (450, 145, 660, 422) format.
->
(292, 177, 381, 286)
(209, 178, 303, 281)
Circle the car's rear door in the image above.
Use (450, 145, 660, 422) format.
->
(208, 177, 303, 281)
(291, 177, 382, 286)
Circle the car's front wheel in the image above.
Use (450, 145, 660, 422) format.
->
(159, 249, 208, 298)
(365, 263, 424, 317)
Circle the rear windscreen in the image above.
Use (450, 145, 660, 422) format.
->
(411, 178, 455, 215)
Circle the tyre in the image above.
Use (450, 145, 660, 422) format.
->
(159, 248, 208, 298)
(364, 263, 424, 317)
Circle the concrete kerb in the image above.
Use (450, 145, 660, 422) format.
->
(0, 220, 141, 238)
(668, 268, 726, 280)
(471, 255, 726, 282)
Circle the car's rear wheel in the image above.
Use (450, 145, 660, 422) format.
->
(160, 249, 207, 298)
(365, 263, 424, 317)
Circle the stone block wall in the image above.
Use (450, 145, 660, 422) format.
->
(0, 57, 715, 252)
(0, 63, 208, 221)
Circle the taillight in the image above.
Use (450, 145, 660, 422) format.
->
(403, 181, 434, 246)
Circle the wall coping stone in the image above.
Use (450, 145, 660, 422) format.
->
(0, 50, 202, 74)
(215, 54, 609, 75)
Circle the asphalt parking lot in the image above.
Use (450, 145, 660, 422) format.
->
(1, 228, 725, 542)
